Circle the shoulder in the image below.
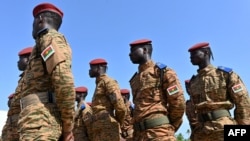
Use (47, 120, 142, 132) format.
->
(129, 72, 138, 83)
(217, 66, 233, 73)
(102, 75, 119, 86)
(155, 62, 167, 70)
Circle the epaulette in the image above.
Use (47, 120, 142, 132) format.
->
(80, 104, 86, 110)
(129, 72, 137, 82)
(217, 66, 233, 73)
(155, 62, 167, 70)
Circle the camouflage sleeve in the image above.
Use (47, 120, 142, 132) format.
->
(228, 72, 250, 125)
(105, 79, 126, 125)
(163, 68, 185, 131)
(185, 100, 198, 130)
(81, 106, 93, 141)
(45, 35, 75, 132)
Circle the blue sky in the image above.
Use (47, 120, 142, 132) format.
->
(1, 0, 250, 137)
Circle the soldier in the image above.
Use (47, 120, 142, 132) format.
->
(187, 42, 250, 141)
(73, 86, 93, 141)
(89, 58, 126, 141)
(1, 47, 32, 141)
(18, 3, 75, 141)
(120, 89, 134, 141)
(128, 39, 185, 141)
(1, 93, 14, 141)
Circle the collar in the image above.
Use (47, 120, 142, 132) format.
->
(95, 74, 107, 84)
(197, 64, 216, 75)
(138, 60, 154, 73)
(36, 28, 58, 40)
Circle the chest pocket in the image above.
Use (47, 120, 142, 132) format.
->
(26, 56, 45, 81)
(92, 81, 110, 106)
(138, 67, 162, 103)
(204, 74, 227, 101)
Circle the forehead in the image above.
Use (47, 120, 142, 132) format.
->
(130, 46, 143, 51)
(190, 49, 204, 54)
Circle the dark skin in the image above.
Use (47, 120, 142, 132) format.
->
(32, 14, 52, 39)
(75, 92, 87, 103)
(190, 48, 211, 70)
(10, 54, 30, 107)
(129, 45, 151, 65)
(17, 54, 30, 71)
(32, 13, 73, 141)
(121, 94, 129, 103)
(89, 65, 107, 78)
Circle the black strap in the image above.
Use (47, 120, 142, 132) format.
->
(134, 116, 170, 131)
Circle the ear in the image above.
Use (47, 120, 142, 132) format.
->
(143, 47, 148, 54)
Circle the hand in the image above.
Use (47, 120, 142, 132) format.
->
(62, 131, 74, 141)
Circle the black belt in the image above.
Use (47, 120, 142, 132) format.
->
(198, 109, 231, 122)
(134, 116, 169, 131)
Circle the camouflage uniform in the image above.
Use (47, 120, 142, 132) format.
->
(91, 74, 126, 141)
(130, 60, 185, 141)
(188, 64, 250, 141)
(185, 100, 198, 141)
(73, 101, 93, 141)
(2, 74, 24, 141)
(120, 101, 134, 141)
(18, 28, 75, 140)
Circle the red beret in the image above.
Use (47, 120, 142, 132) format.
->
(120, 89, 130, 95)
(8, 93, 15, 99)
(89, 58, 107, 65)
(18, 47, 33, 56)
(188, 42, 210, 52)
(75, 86, 88, 93)
(184, 80, 190, 84)
(129, 39, 152, 47)
(33, 3, 63, 18)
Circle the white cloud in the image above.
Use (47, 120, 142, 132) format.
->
(0, 110, 7, 136)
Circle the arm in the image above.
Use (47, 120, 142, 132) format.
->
(228, 72, 250, 125)
(163, 68, 185, 131)
(106, 79, 127, 125)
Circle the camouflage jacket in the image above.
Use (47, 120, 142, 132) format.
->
(129, 60, 185, 131)
(21, 29, 75, 132)
(74, 101, 93, 141)
(91, 74, 126, 125)
(188, 64, 250, 124)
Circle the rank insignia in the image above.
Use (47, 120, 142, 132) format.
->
(167, 85, 179, 95)
(232, 84, 243, 93)
(41, 45, 55, 61)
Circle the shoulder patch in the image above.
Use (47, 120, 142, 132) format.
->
(156, 62, 167, 69)
(41, 45, 55, 61)
(129, 72, 138, 82)
(217, 66, 232, 73)
(167, 85, 179, 95)
(232, 84, 243, 93)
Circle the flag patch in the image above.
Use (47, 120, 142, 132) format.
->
(232, 84, 243, 93)
(41, 45, 55, 61)
(167, 85, 179, 95)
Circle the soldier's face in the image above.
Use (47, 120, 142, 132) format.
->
(75, 92, 82, 102)
(89, 65, 99, 78)
(129, 46, 145, 64)
(190, 49, 205, 65)
(17, 55, 29, 71)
